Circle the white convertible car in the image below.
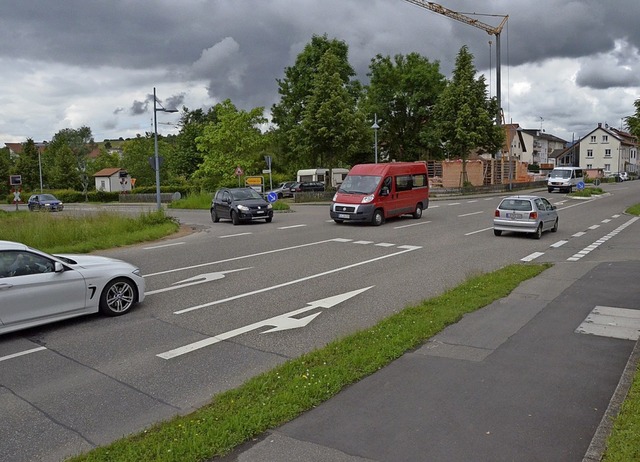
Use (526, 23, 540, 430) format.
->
(0, 240, 145, 335)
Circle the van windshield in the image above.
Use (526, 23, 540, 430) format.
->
(338, 175, 381, 194)
(550, 170, 572, 179)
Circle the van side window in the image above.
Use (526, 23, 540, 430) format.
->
(382, 176, 392, 190)
(412, 174, 427, 187)
(395, 175, 413, 192)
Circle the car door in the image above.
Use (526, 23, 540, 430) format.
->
(535, 198, 552, 229)
(0, 251, 88, 328)
(216, 190, 231, 219)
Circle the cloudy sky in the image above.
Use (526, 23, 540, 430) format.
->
(1, 0, 639, 145)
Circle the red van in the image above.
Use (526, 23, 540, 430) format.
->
(329, 162, 429, 226)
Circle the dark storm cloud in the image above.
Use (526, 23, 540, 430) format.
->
(130, 100, 149, 116)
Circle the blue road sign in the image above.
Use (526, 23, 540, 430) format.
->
(267, 192, 278, 203)
(577, 181, 585, 190)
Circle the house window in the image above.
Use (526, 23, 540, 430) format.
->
(604, 164, 611, 172)
(587, 149, 593, 158)
(586, 164, 593, 169)
(632, 149, 637, 160)
(590, 135, 596, 143)
(602, 135, 608, 143)
(604, 149, 611, 157)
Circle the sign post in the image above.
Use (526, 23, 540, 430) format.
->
(9, 175, 22, 211)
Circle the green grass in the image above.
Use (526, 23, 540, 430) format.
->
(570, 187, 605, 197)
(0, 210, 180, 253)
(67, 263, 550, 462)
(626, 203, 640, 216)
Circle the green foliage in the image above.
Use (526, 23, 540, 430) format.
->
(46, 127, 96, 196)
(0, 146, 12, 197)
(365, 53, 446, 161)
(168, 107, 217, 180)
(121, 134, 165, 187)
(13, 139, 41, 191)
(624, 98, 640, 140)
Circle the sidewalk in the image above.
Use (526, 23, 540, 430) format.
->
(226, 260, 640, 462)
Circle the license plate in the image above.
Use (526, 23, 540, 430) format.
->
(338, 213, 350, 219)
(506, 212, 522, 219)
(256, 210, 264, 214)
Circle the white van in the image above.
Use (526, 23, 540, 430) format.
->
(547, 167, 584, 193)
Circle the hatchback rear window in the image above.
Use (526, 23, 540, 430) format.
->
(499, 199, 532, 211)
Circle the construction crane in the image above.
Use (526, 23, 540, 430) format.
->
(403, 0, 508, 125)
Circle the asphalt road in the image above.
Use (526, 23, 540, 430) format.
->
(1, 182, 639, 461)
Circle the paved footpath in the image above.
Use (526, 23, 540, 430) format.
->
(223, 259, 640, 462)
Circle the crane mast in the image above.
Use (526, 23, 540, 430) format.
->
(404, 0, 508, 125)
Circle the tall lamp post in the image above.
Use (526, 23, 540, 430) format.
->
(153, 87, 178, 211)
(38, 149, 43, 193)
(371, 113, 380, 164)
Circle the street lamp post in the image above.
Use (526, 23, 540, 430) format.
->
(38, 150, 43, 193)
(371, 113, 380, 164)
(153, 87, 178, 211)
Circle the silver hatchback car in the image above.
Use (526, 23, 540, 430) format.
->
(493, 195, 558, 239)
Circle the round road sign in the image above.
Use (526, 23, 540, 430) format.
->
(267, 192, 278, 203)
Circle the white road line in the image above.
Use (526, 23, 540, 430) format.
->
(219, 232, 252, 238)
(466, 200, 478, 203)
(458, 211, 484, 217)
(448, 202, 461, 206)
(174, 246, 422, 315)
(0, 346, 47, 362)
(601, 219, 611, 223)
(143, 242, 186, 250)
(375, 242, 396, 247)
(465, 227, 493, 236)
(145, 239, 342, 277)
(353, 240, 374, 245)
(573, 231, 587, 237)
(550, 240, 568, 248)
(588, 225, 600, 230)
(277, 224, 307, 229)
(568, 216, 639, 261)
(521, 252, 545, 262)
(394, 221, 431, 229)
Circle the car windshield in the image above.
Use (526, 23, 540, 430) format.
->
(338, 175, 381, 194)
(231, 189, 262, 200)
(40, 194, 57, 200)
(550, 170, 571, 179)
(499, 199, 533, 211)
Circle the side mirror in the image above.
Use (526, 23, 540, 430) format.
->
(54, 262, 64, 273)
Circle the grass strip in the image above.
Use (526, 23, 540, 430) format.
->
(603, 361, 640, 461)
(67, 263, 549, 462)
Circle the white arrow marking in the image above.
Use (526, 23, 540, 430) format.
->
(146, 268, 251, 295)
(157, 286, 373, 359)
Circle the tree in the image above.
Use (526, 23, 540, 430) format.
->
(167, 107, 218, 181)
(271, 34, 360, 167)
(194, 99, 267, 190)
(295, 50, 368, 168)
(121, 134, 162, 187)
(13, 139, 41, 192)
(0, 146, 13, 197)
(624, 98, 640, 140)
(88, 147, 122, 177)
(45, 127, 97, 196)
(365, 53, 446, 161)
(433, 46, 504, 185)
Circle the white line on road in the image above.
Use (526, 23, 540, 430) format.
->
(573, 231, 586, 237)
(0, 346, 47, 362)
(219, 232, 253, 238)
(458, 211, 484, 217)
(144, 242, 186, 250)
(550, 240, 568, 248)
(394, 221, 431, 229)
(174, 245, 422, 315)
(521, 252, 545, 262)
(277, 224, 307, 229)
(568, 217, 639, 261)
(465, 227, 493, 236)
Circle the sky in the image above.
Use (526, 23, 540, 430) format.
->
(1, 0, 639, 146)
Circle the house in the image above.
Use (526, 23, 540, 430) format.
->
(4, 142, 48, 160)
(93, 168, 132, 192)
(577, 123, 638, 176)
(517, 129, 567, 165)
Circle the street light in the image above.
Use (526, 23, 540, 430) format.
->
(38, 149, 43, 193)
(153, 87, 178, 211)
(371, 113, 380, 164)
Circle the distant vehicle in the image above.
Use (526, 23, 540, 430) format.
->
(211, 187, 273, 225)
(27, 194, 64, 212)
(493, 195, 558, 239)
(289, 182, 326, 193)
(266, 181, 296, 199)
(0, 240, 145, 335)
(330, 161, 429, 226)
(619, 172, 629, 181)
(547, 167, 584, 193)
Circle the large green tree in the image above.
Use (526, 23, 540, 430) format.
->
(44, 127, 96, 195)
(121, 134, 168, 187)
(167, 107, 218, 181)
(194, 99, 267, 190)
(295, 51, 368, 168)
(365, 53, 446, 162)
(624, 98, 640, 140)
(0, 146, 11, 197)
(13, 139, 41, 192)
(271, 34, 361, 167)
(433, 46, 504, 184)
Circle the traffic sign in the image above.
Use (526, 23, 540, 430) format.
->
(235, 166, 244, 176)
(9, 175, 21, 186)
(246, 176, 263, 186)
(577, 181, 585, 191)
(267, 192, 278, 203)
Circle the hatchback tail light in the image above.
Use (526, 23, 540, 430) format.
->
(529, 212, 538, 219)
(494, 210, 500, 217)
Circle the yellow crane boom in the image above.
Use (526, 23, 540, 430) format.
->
(404, 0, 508, 124)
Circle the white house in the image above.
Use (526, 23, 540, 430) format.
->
(578, 123, 638, 175)
(93, 168, 132, 192)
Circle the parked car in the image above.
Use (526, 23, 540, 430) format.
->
(211, 187, 273, 225)
(27, 193, 64, 211)
(493, 195, 558, 239)
(266, 181, 296, 199)
(619, 172, 629, 181)
(0, 240, 145, 335)
(289, 181, 325, 194)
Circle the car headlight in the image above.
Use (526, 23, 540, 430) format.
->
(362, 195, 375, 203)
(132, 269, 142, 277)
(237, 205, 249, 211)
(267, 203, 273, 209)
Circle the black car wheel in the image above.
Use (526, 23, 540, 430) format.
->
(533, 223, 543, 239)
(231, 210, 240, 225)
(372, 209, 384, 226)
(551, 218, 558, 232)
(494, 229, 502, 236)
(412, 204, 423, 219)
(211, 209, 219, 223)
(99, 278, 137, 316)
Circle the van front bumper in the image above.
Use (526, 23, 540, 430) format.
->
(330, 203, 375, 222)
